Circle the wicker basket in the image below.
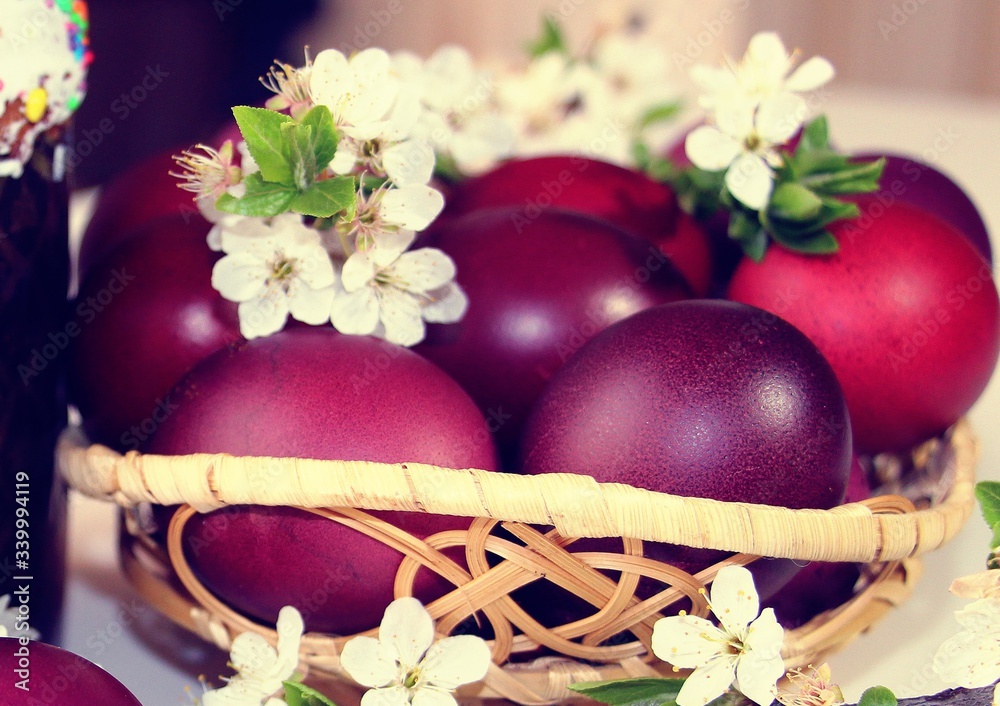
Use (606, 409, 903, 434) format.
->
(58, 419, 978, 705)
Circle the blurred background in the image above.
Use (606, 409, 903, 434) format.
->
(74, 0, 1000, 186)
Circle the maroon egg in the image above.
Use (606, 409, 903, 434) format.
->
(519, 300, 852, 597)
(145, 328, 499, 635)
(415, 208, 691, 459)
(729, 196, 1000, 453)
(80, 148, 208, 278)
(0, 639, 141, 705)
(69, 215, 241, 450)
(854, 152, 991, 263)
(441, 155, 713, 295)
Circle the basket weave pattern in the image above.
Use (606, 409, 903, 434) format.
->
(61, 420, 977, 705)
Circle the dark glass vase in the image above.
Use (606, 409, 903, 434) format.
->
(0, 133, 70, 642)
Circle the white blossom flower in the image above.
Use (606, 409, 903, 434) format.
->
(330, 229, 466, 347)
(212, 213, 337, 339)
(348, 183, 445, 252)
(685, 93, 806, 210)
(933, 572, 1000, 692)
(396, 46, 514, 176)
(340, 597, 491, 706)
(777, 663, 844, 706)
(651, 565, 785, 706)
(0, 595, 39, 640)
(201, 605, 304, 706)
(691, 31, 834, 110)
(310, 47, 434, 185)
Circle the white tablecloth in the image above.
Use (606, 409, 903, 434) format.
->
(61, 85, 1000, 704)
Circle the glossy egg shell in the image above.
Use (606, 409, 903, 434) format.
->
(441, 155, 713, 295)
(69, 215, 241, 450)
(0, 639, 142, 705)
(145, 328, 499, 635)
(729, 196, 1000, 453)
(519, 300, 852, 599)
(416, 207, 692, 458)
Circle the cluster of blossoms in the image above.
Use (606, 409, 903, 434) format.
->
(176, 47, 474, 345)
(174, 18, 688, 345)
(684, 32, 835, 211)
(491, 18, 681, 166)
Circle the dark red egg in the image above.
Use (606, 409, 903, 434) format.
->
(441, 155, 713, 295)
(854, 152, 991, 263)
(0, 639, 141, 705)
(519, 300, 852, 600)
(415, 208, 691, 459)
(145, 328, 498, 635)
(69, 215, 241, 450)
(79, 148, 207, 279)
(729, 196, 1000, 453)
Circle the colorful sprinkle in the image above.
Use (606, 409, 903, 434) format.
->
(25, 88, 48, 123)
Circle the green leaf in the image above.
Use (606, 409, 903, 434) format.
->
(799, 115, 830, 152)
(283, 121, 317, 191)
(991, 522, 1000, 551)
(803, 158, 886, 195)
(858, 686, 898, 706)
(976, 481, 1000, 529)
(283, 681, 338, 706)
(300, 104, 338, 170)
(638, 101, 683, 130)
(233, 106, 296, 185)
(568, 677, 686, 706)
(526, 14, 568, 58)
(780, 228, 839, 255)
(770, 182, 823, 221)
(216, 172, 297, 217)
(290, 176, 357, 218)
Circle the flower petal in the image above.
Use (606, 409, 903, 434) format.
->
(287, 280, 335, 325)
(383, 139, 436, 187)
(745, 608, 784, 659)
(341, 636, 400, 689)
(412, 687, 462, 706)
(933, 628, 1000, 689)
(361, 686, 412, 706)
(331, 288, 380, 336)
(422, 283, 468, 324)
(379, 288, 426, 347)
(685, 126, 742, 172)
(725, 153, 773, 211)
(420, 635, 492, 689)
(238, 293, 289, 340)
(212, 254, 268, 302)
(735, 650, 785, 706)
(310, 50, 352, 109)
(951, 571, 1000, 600)
(756, 93, 807, 145)
(710, 566, 761, 638)
(954, 597, 1000, 634)
(331, 138, 362, 175)
(392, 248, 456, 292)
(380, 596, 436, 668)
(371, 229, 417, 268)
(229, 633, 278, 677)
(651, 615, 727, 668)
(381, 185, 445, 231)
(785, 56, 835, 92)
(341, 252, 377, 291)
(744, 32, 790, 81)
(676, 656, 738, 706)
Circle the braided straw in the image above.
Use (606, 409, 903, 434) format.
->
(61, 418, 977, 563)
(68, 420, 977, 705)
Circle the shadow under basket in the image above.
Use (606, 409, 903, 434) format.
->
(59, 419, 979, 705)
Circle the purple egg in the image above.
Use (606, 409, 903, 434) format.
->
(145, 328, 499, 635)
(0, 639, 141, 705)
(855, 151, 991, 263)
(520, 300, 852, 599)
(416, 208, 692, 461)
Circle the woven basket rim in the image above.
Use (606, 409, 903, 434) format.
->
(59, 419, 978, 564)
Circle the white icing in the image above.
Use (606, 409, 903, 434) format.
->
(0, 0, 89, 177)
